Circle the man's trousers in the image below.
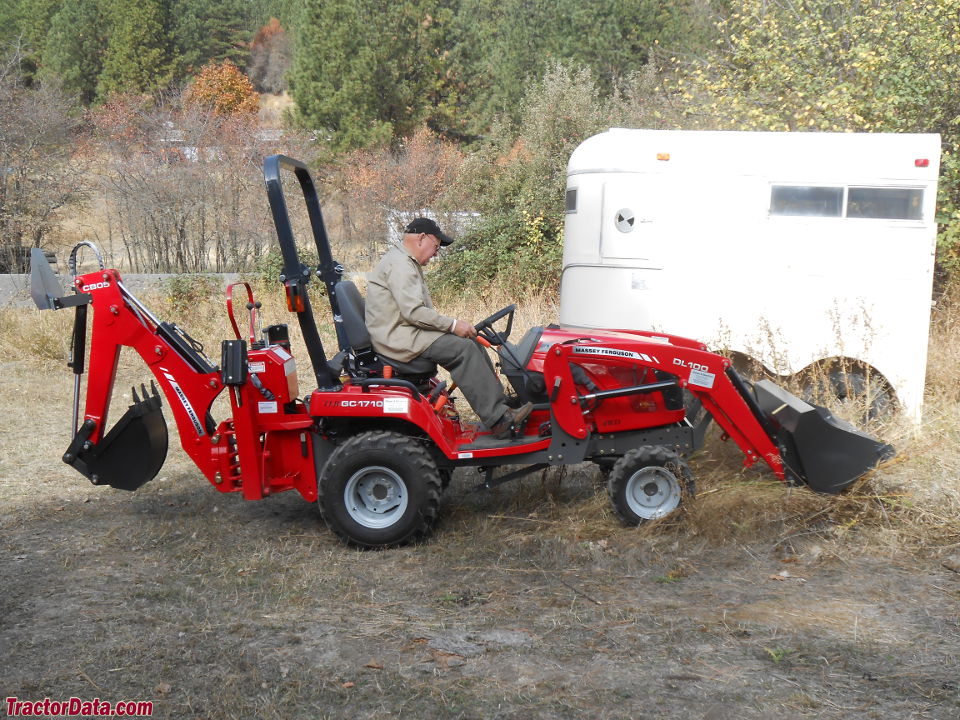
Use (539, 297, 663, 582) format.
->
(421, 334, 508, 427)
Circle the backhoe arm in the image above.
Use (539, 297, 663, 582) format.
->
(62, 269, 223, 489)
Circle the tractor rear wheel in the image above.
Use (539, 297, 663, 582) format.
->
(607, 446, 693, 526)
(318, 431, 442, 548)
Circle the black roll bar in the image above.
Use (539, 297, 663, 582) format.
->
(262, 155, 346, 391)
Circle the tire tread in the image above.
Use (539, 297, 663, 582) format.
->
(606, 445, 693, 526)
(318, 430, 442, 548)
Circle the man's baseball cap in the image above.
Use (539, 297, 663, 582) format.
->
(404, 217, 453, 246)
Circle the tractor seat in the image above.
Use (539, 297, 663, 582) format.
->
(500, 326, 544, 373)
(335, 280, 437, 378)
(382, 355, 437, 375)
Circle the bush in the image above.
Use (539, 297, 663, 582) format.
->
(434, 62, 663, 297)
(329, 126, 464, 266)
(165, 273, 220, 316)
(185, 60, 259, 116)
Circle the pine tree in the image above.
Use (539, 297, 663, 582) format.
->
(290, 0, 453, 150)
(450, 0, 712, 132)
(171, 0, 252, 74)
(0, 3, 24, 47)
(41, 0, 106, 103)
(97, 0, 175, 98)
(7, 0, 62, 81)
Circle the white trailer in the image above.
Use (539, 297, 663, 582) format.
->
(560, 129, 941, 421)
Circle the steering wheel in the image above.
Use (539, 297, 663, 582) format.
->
(474, 304, 516, 346)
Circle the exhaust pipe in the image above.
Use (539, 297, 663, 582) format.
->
(753, 379, 894, 493)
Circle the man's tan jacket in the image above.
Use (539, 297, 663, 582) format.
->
(365, 244, 453, 362)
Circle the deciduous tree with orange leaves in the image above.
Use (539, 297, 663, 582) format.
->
(185, 59, 259, 116)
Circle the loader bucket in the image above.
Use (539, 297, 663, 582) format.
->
(64, 385, 168, 491)
(752, 379, 894, 493)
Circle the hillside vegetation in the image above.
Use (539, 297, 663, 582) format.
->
(3, 0, 960, 290)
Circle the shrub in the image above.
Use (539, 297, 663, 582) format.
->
(165, 273, 220, 316)
(434, 62, 664, 297)
(184, 60, 259, 116)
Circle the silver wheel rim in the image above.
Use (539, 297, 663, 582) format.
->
(344, 466, 409, 529)
(624, 466, 682, 519)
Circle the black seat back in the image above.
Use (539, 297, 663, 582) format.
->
(336, 280, 373, 352)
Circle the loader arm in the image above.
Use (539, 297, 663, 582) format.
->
(542, 338, 788, 479)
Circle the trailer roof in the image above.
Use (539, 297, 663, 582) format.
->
(568, 129, 942, 181)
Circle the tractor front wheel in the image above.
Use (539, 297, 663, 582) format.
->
(607, 446, 693, 526)
(319, 431, 442, 548)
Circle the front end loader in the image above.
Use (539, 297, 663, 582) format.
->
(30, 156, 894, 548)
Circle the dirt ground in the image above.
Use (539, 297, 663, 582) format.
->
(2, 358, 959, 719)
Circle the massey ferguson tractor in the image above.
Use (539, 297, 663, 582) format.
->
(30, 156, 894, 548)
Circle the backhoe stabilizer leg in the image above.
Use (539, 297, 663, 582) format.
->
(62, 384, 169, 491)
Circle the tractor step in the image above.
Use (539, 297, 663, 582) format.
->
(458, 433, 545, 451)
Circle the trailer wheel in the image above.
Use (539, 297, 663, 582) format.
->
(319, 431, 442, 548)
(801, 364, 896, 423)
(607, 446, 693, 526)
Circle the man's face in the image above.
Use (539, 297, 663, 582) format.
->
(412, 232, 442, 265)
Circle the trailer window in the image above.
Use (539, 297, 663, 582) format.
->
(565, 188, 578, 213)
(770, 186, 843, 217)
(847, 187, 923, 220)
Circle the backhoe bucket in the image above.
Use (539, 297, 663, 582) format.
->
(753, 379, 894, 493)
(64, 385, 168, 491)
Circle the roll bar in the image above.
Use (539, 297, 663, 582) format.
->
(262, 155, 347, 391)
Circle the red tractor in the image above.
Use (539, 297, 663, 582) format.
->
(30, 156, 893, 548)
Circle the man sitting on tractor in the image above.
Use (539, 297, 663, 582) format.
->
(366, 217, 533, 439)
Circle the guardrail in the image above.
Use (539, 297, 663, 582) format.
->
(1, 273, 242, 308)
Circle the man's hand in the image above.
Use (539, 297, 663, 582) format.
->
(452, 319, 478, 339)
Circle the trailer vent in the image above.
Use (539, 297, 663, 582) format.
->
(565, 188, 577, 213)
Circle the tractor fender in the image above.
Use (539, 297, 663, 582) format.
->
(308, 384, 460, 458)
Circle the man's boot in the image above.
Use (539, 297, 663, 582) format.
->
(490, 402, 534, 439)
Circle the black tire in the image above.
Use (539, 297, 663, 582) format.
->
(318, 431, 442, 548)
(607, 446, 694, 526)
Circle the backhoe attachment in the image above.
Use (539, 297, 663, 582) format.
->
(62, 383, 169, 491)
(32, 243, 173, 491)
